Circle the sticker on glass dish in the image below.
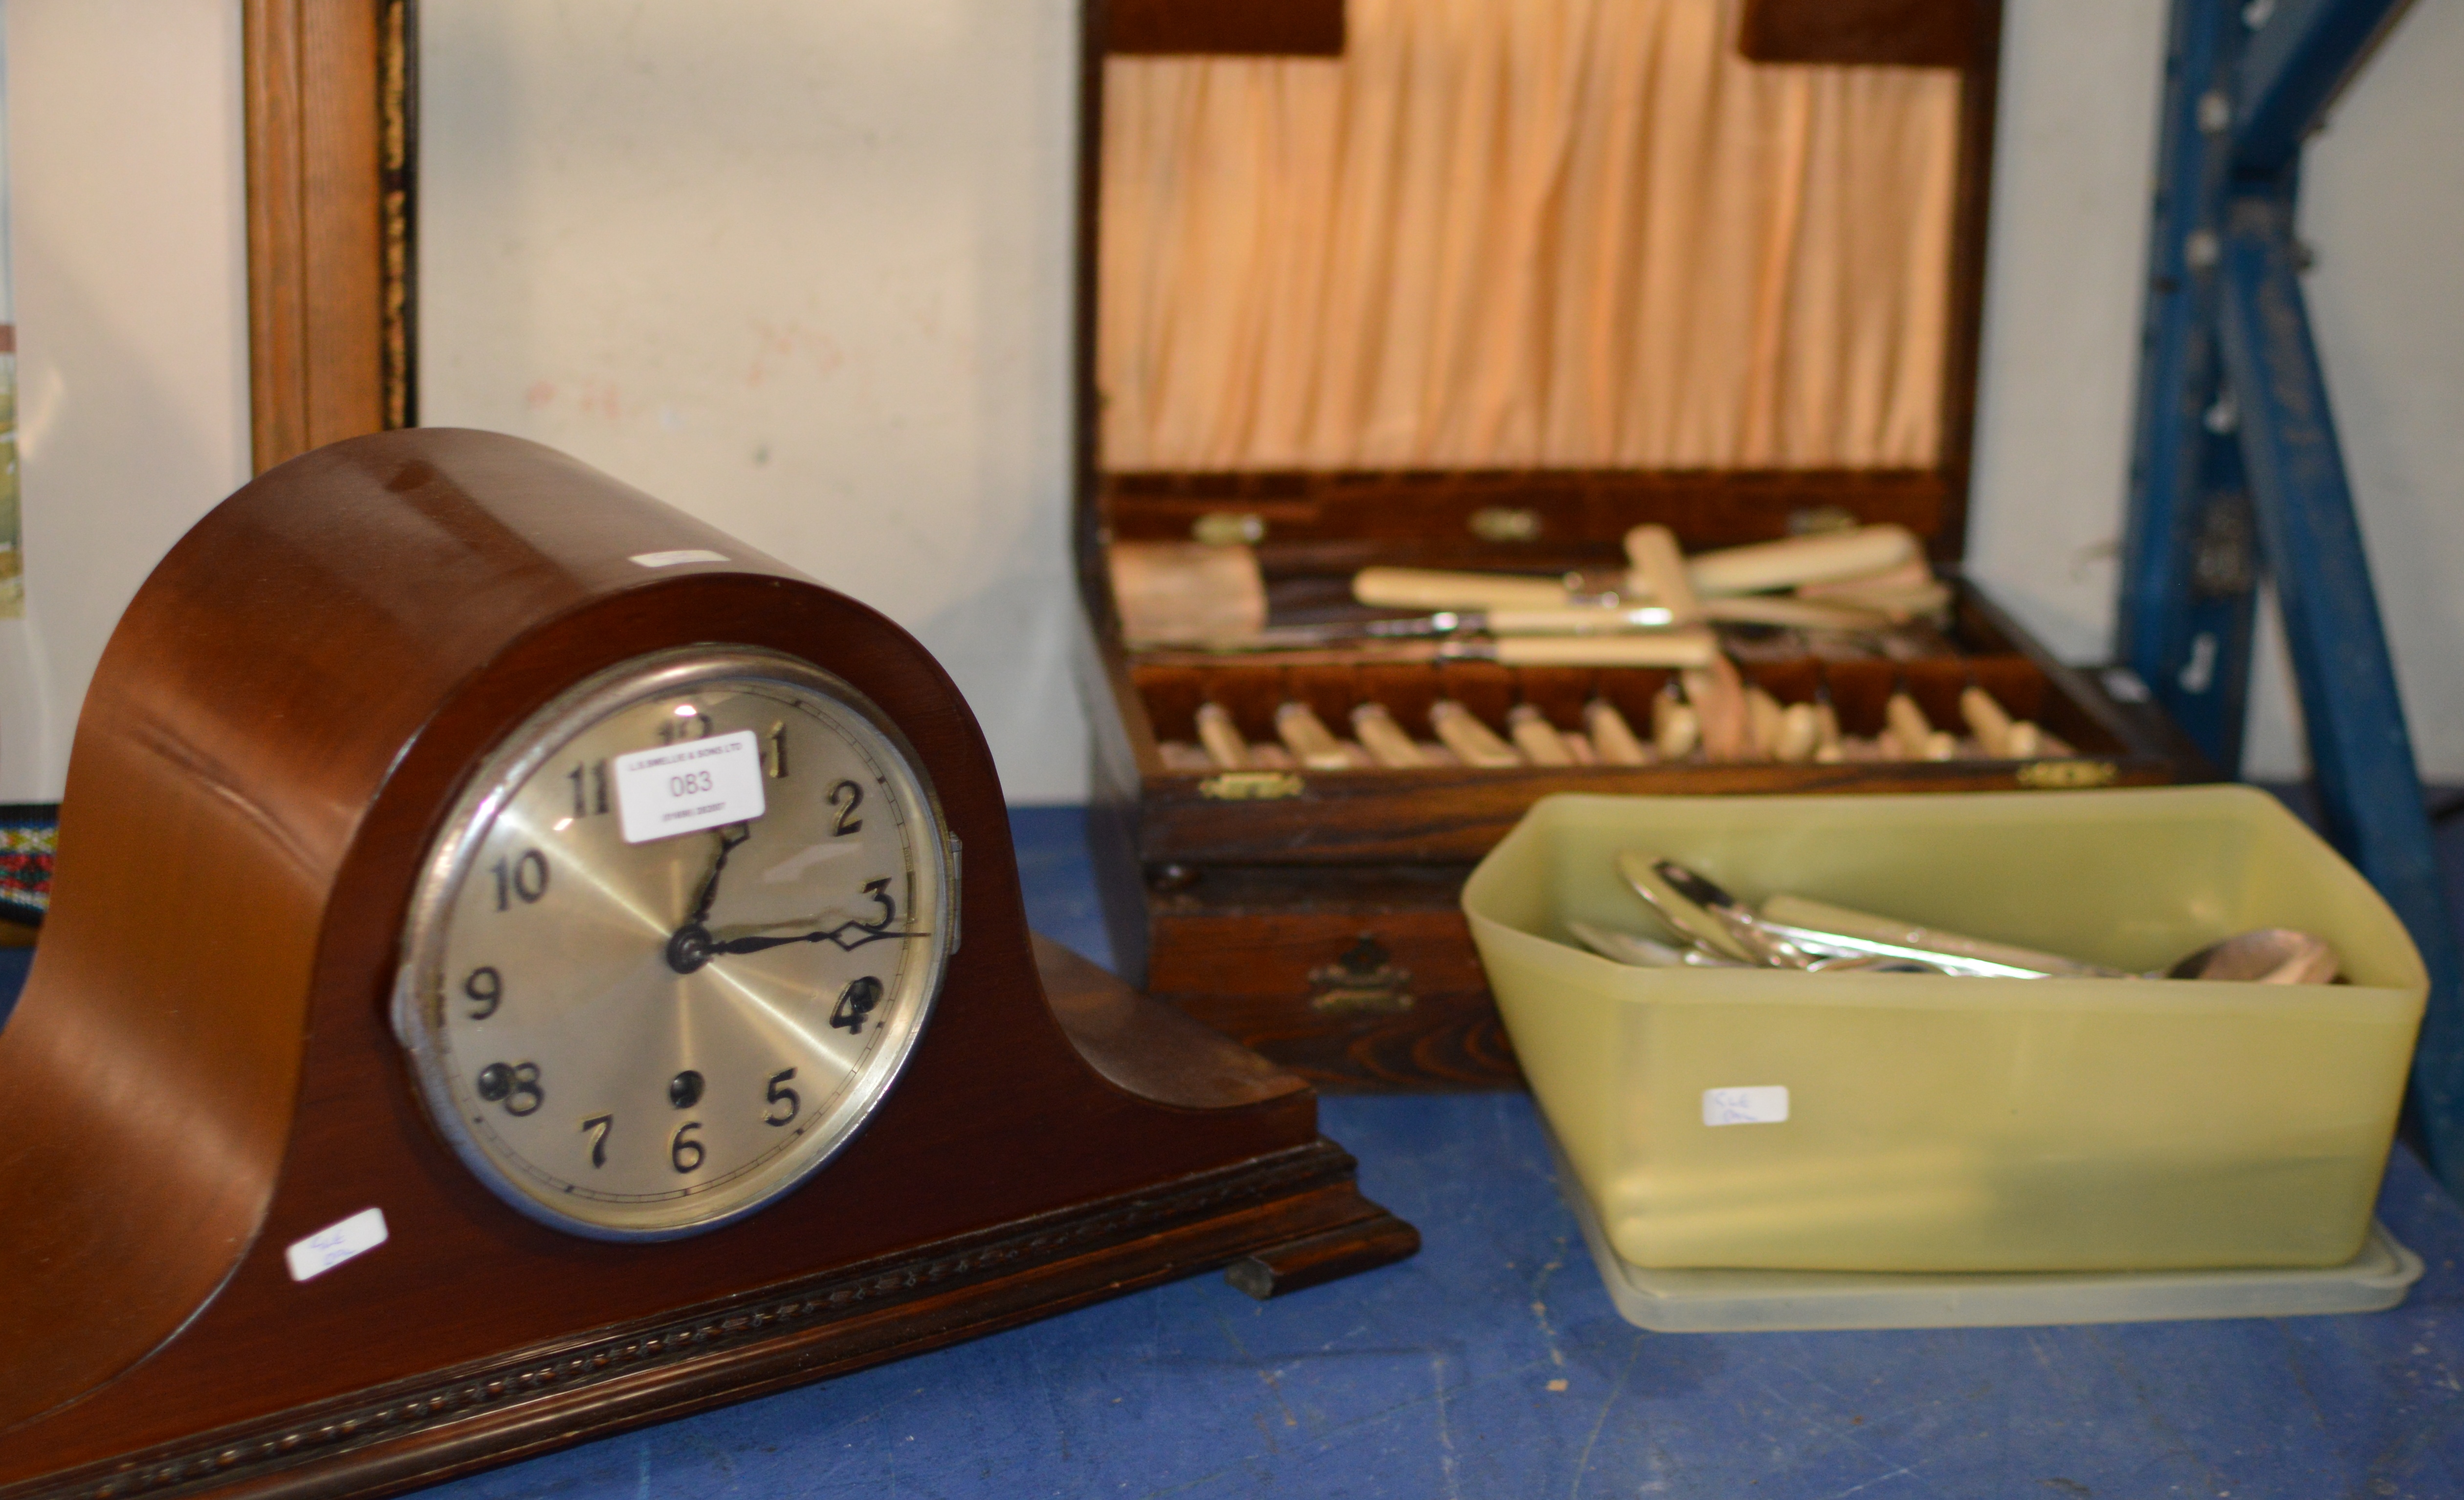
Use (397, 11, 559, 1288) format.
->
(286, 1207, 389, 1282)
(615, 728, 767, 844)
(1702, 1086, 1789, 1127)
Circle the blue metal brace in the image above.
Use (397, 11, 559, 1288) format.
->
(2233, 0, 2412, 174)
(2122, 0, 2464, 1190)
(2215, 196, 2464, 1175)
(2118, 0, 2261, 771)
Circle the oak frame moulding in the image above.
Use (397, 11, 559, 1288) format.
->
(242, 0, 414, 472)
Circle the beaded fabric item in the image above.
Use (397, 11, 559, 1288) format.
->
(0, 803, 56, 925)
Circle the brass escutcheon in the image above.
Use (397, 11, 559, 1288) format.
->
(1307, 935, 1415, 1015)
(2016, 760, 2119, 789)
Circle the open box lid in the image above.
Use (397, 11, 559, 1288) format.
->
(1077, 0, 2003, 570)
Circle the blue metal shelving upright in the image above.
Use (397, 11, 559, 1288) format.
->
(2118, 0, 2464, 1188)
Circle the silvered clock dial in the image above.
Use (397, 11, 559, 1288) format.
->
(393, 644, 957, 1239)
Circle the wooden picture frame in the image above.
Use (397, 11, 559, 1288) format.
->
(242, 0, 416, 473)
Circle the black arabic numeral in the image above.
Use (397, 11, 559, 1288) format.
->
(582, 1114, 612, 1168)
(764, 1067, 800, 1126)
(506, 1063, 543, 1116)
(830, 779, 863, 835)
(767, 721, 789, 780)
(659, 709, 711, 747)
(491, 849, 549, 911)
(566, 761, 610, 818)
(463, 966, 502, 1021)
(830, 975, 884, 1034)
(476, 1061, 543, 1116)
(671, 1121, 705, 1173)
(861, 876, 895, 930)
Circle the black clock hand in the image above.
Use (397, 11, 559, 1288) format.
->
(663, 824, 754, 974)
(699, 878, 917, 957)
(684, 823, 752, 929)
(707, 921, 927, 956)
(711, 930, 851, 956)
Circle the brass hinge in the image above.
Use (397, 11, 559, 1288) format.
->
(1199, 771, 1305, 801)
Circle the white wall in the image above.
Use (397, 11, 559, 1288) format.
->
(1963, 0, 2167, 669)
(1966, 0, 2464, 781)
(2290, 0, 2464, 781)
(413, 0, 2464, 798)
(0, 0, 2444, 805)
(418, 0, 1086, 802)
(0, 0, 252, 801)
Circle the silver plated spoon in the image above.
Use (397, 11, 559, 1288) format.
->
(1613, 851, 1814, 968)
(1623, 852, 2340, 983)
(2159, 928, 2339, 983)
(1566, 920, 1745, 968)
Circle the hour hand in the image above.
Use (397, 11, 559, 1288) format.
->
(709, 931, 834, 956)
(684, 823, 752, 929)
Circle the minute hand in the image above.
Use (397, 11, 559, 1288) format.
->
(708, 920, 923, 956)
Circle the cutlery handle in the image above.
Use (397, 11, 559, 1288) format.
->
(1491, 631, 1719, 668)
(1622, 525, 1703, 625)
(1354, 566, 1569, 610)
(1483, 606, 1673, 634)
(1274, 702, 1362, 770)
(1428, 700, 1523, 767)
(1959, 686, 2014, 758)
(1687, 525, 1921, 596)
(1651, 693, 1700, 760)
(1759, 894, 2125, 978)
(1349, 703, 1426, 767)
(1194, 702, 1250, 770)
(1507, 705, 1575, 766)
(1583, 699, 1652, 765)
(1772, 701, 1821, 763)
(1703, 595, 1892, 630)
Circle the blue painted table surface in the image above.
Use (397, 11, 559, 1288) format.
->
(22, 806, 2464, 1499)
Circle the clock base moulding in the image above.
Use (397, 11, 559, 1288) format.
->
(0, 430, 1417, 1500)
(12, 1045, 1402, 1500)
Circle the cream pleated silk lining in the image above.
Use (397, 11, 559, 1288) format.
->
(1098, 0, 1960, 473)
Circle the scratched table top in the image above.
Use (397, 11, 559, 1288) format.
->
(20, 806, 2464, 1499)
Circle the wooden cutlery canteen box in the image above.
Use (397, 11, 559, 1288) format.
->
(1072, 0, 2204, 1089)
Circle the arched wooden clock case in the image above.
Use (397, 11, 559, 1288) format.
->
(0, 430, 1415, 1500)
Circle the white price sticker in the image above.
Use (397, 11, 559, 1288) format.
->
(286, 1207, 388, 1283)
(615, 729, 768, 844)
(1701, 1086, 1789, 1127)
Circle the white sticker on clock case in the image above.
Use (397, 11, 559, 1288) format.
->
(615, 729, 768, 844)
(1701, 1086, 1789, 1127)
(286, 1207, 388, 1283)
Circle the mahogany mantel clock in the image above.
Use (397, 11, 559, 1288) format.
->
(0, 430, 1415, 1499)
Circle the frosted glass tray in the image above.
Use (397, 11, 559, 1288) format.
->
(1547, 1127, 2423, 1333)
